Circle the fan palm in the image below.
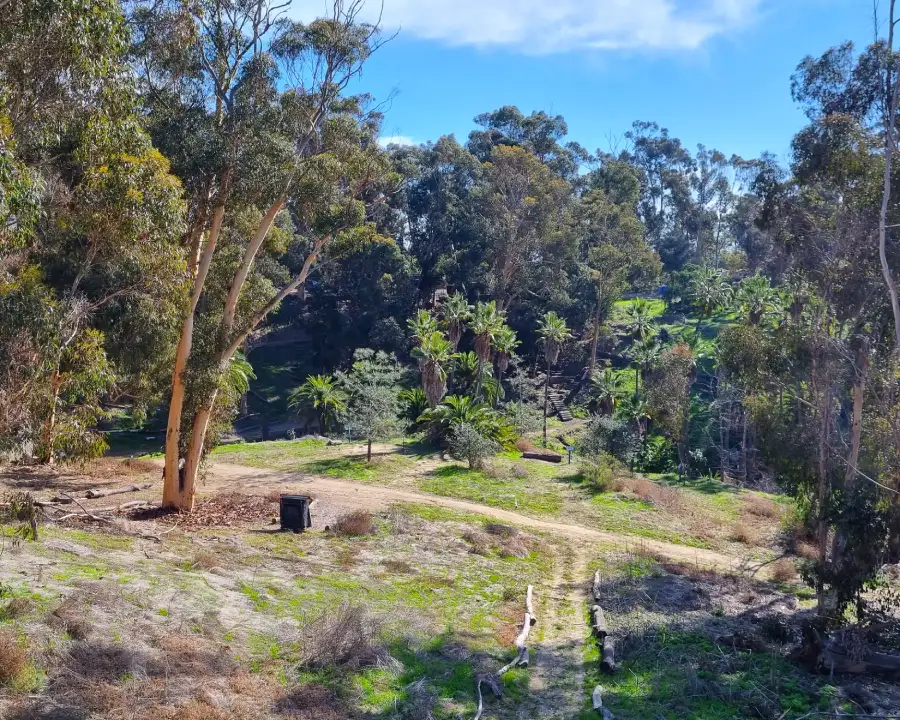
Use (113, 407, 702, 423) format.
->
(225, 352, 256, 396)
(399, 388, 428, 427)
(630, 337, 661, 400)
(411, 331, 454, 408)
(468, 301, 506, 399)
(288, 374, 347, 434)
(417, 395, 514, 445)
(590, 368, 624, 415)
(690, 267, 732, 327)
(626, 298, 656, 341)
(737, 274, 780, 325)
(537, 311, 572, 446)
(440, 293, 472, 350)
(408, 310, 439, 348)
(493, 325, 519, 398)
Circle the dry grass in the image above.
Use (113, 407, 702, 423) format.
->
(264, 489, 283, 503)
(296, 604, 384, 670)
(461, 530, 490, 555)
(794, 541, 819, 560)
(616, 477, 684, 511)
(484, 522, 518, 538)
(499, 536, 530, 559)
(274, 684, 348, 720)
(70, 456, 158, 480)
(770, 558, 797, 582)
(49, 598, 92, 640)
(514, 438, 537, 452)
(743, 495, 781, 519)
(730, 522, 758, 545)
(337, 545, 360, 569)
(382, 559, 414, 574)
(0, 597, 34, 621)
(331, 510, 375, 537)
(189, 551, 222, 570)
(509, 463, 528, 479)
(386, 506, 413, 534)
(0, 631, 26, 684)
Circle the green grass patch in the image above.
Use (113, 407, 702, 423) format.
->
(420, 465, 564, 515)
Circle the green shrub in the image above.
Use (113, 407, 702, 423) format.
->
(637, 434, 677, 473)
(448, 422, 499, 469)
(578, 415, 638, 465)
(581, 453, 614, 492)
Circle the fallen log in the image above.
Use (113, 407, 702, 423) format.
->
(521, 451, 562, 464)
(819, 641, 900, 677)
(601, 636, 617, 674)
(592, 569, 602, 601)
(472, 585, 537, 719)
(591, 605, 607, 638)
(84, 483, 152, 499)
(591, 685, 615, 718)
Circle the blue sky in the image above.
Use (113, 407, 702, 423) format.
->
(293, 0, 874, 161)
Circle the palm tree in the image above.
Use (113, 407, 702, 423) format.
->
(737, 274, 780, 325)
(493, 325, 519, 402)
(226, 352, 256, 396)
(411, 331, 454, 408)
(468, 301, 505, 400)
(626, 298, 656, 341)
(690, 267, 732, 328)
(288, 374, 347, 434)
(590, 368, 624, 415)
(408, 309, 439, 348)
(440, 293, 472, 350)
(399, 388, 428, 428)
(417, 395, 513, 445)
(537, 311, 572, 446)
(630, 337, 661, 400)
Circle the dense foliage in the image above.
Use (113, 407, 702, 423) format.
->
(2, 0, 900, 627)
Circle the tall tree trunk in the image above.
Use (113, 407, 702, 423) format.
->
(474, 356, 485, 401)
(543, 357, 550, 447)
(587, 293, 602, 381)
(163, 190, 229, 509)
(879, 4, 900, 351)
(39, 369, 62, 464)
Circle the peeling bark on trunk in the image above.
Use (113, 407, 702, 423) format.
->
(163, 190, 229, 510)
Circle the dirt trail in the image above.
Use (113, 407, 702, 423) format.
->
(200, 460, 763, 575)
(523, 540, 589, 719)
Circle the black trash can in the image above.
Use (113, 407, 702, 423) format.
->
(280, 495, 312, 532)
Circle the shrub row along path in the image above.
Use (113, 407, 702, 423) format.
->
(199, 459, 766, 576)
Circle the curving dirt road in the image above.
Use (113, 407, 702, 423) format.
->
(201, 460, 766, 576)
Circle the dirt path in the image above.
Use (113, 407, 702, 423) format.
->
(200, 460, 764, 575)
(523, 540, 589, 719)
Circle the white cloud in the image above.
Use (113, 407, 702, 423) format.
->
(378, 135, 418, 147)
(290, 0, 759, 54)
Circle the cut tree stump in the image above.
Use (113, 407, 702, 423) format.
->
(601, 636, 617, 674)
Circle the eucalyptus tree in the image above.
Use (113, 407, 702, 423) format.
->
(480, 145, 570, 310)
(0, 0, 187, 462)
(133, 0, 395, 508)
(537, 311, 571, 446)
(570, 182, 659, 378)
